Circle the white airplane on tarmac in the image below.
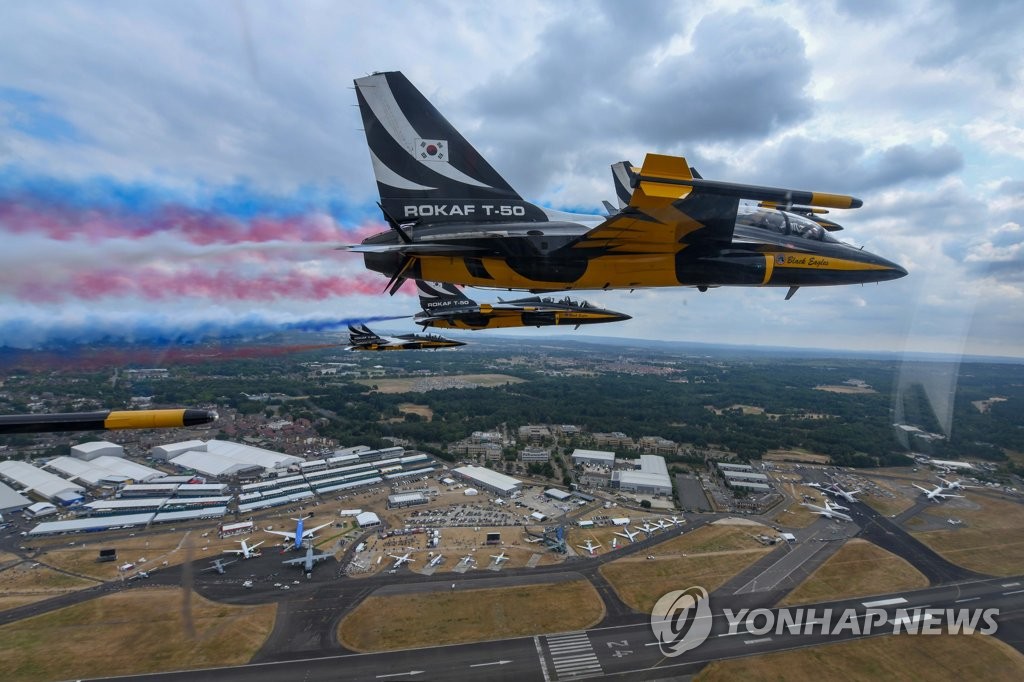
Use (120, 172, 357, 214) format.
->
(490, 551, 509, 565)
(203, 557, 238, 574)
(939, 477, 976, 491)
(636, 522, 657, 536)
(667, 516, 685, 526)
(825, 483, 863, 504)
(389, 552, 415, 568)
(914, 483, 964, 503)
(577, 539, 602, 556)
(224, 539, 264, 559)
(459, 555, 475, 567)
(611, 537, 619, 549)
(615, 526, 641, 543)
(428, 554, 444, 568)
(801, 499, 853, 522)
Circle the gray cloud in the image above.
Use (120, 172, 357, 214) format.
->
(737, 136, 963, 194)
(913, 0, 1024, 87)
(469, 6, 813, 196)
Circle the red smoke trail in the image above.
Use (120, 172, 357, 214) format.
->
(0, 200, 383, 245)
(0, 343, 344, 372)
(16, 267, 411, 302)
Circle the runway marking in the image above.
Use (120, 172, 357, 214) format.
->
(1003, 589, 1024, 595)
(375, 671, 424, 679)
(744, 637, 772, 645)
(545, 631, 602, 679)
(954, 597, 979, 603)
(534, 636, 552, 682)
(1002, 582, 1021, 588)
(862, 597, 907, 607)
(469, 660, 512, 667)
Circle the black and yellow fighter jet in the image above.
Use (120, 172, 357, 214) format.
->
(414, 280, 631, 330)
(345, 324, 465, 351)
(343, 71, 907, 298)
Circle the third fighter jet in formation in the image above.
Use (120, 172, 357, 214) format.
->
(414, 280, 630, 330)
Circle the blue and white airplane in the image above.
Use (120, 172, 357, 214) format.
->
(266, 516, 330, 550)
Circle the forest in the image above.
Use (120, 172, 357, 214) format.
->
(2, 340, 1022, 470)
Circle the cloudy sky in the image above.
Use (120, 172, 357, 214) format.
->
(0, 0, 1021, 357)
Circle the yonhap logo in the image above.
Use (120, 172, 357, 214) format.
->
(650, 586, 712, 657)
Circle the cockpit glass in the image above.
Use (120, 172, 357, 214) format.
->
(739, 207, 839, 243)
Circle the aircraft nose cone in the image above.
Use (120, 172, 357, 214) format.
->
(882, 258, 908, 281)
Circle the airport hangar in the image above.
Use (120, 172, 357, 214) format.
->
(0, 460, 85, 506)
(0, 481, 32, 514)
(610, 455, 672, 495)
(571, 449, 616, 467)
(451, 466, 522, 496)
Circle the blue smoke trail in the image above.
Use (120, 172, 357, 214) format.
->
(0, 314, 412, 350)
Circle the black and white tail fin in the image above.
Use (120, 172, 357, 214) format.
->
(354, 71, 548, 226)
(348, 324, 382, 345)
(611, 160, 638, 209)
(416, 280, 477, 312)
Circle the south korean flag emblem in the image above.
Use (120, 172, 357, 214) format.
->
(416, 138, 447, 162)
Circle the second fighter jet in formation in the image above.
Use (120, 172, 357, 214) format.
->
(414, 280, 630, 330)
(346, 324, 465, 351)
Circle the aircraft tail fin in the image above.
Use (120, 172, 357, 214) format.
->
(348, 324, 382, 346)
(354, 71, 548, 226)
(417, 280, 477, 312)
(611, 160, 638, 209)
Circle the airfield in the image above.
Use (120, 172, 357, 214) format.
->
(2, 462, 1024, 681)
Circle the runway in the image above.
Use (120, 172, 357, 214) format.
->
(90, 575, 1024, 681)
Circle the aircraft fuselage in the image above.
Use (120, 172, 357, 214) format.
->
(361, 212, 906, 293)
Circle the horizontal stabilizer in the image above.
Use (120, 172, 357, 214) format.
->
(337, 243, 486, 255)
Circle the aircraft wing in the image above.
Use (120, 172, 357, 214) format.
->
(282, 555, 308, 566)
(265, 529, 297, 540)
(303, 522, 331, 537)
(570, 153, 861, 254)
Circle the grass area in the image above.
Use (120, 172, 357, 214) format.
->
(911, 494, 1024, 576)
(0, 563, 98, 595)
(35, 528, 235, 581)
(779, 539, 929, 606)
(338, 580, 604, 651)
(860, 477, 918, 517)
(764, 449, 830, 464)
(813, 384, 877, 394)
(655, 524, 766, 555)
(0, 587, 276, 682)
(397, 402, 433, 419)
(697, 633, 1024, 682)
(601, 552, 770, 613)
(601, 538, 772, 613)
(773, 502, 821, 529)
(357, 374, 526, 394)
